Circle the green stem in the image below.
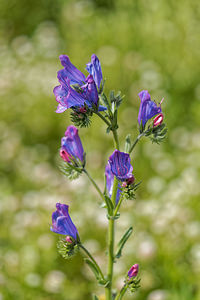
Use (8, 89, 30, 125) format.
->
(115, 284, 128, 300)
(95, 111, 111, 127)
(129, 133, 144, 154)
(113, 194, 123, 217)
(79, 244, 105, 280)
(83, 169, 105, 202)
(112, 129, 120, 150)
(105, 176, 118, 300)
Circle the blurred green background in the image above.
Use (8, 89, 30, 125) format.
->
(0, 0, 200, 299)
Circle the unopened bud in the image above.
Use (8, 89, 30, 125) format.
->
(60, 149, 71, 162)
(79, 107, 87, 113)
(66, 236, 73, 243)
(126, 175, 135, 185)
(128, 263, 139, 279)
(153, 113, 163, 127)
(122, 182, 127, 188)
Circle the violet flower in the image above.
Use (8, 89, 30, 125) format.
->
(128, 264, 139, 279)
(86, 54, 103, 89)
(60, 125, 84, 163)
(51, 203, 79, 240)
(53, 54, 105, 113)
(108, 150, 133, 181)
(138, 90, 162, 127)
(105, 162, 121, 205)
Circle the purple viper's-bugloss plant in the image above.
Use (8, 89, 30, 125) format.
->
(50, 53, 167, 300)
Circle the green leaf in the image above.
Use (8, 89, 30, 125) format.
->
(115, 227, 133, 259)
(84, 259, 100, 281)
(104, 195, 114, 215)
(92, 295, 99, 300)
(124, 134, 131, 153)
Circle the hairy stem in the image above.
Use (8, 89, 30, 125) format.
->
(115, 284, 128, 300)
(83, 169, 105, 202)
(105, 175, 118, 299)
(129, 133, 144, 154)
(79, 244, 105, 280)
(112, 129, 120, 150)
(95, 111, 111, 127)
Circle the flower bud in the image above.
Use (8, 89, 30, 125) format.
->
(66, 236, 73, 243)
(153, 113, 163, 127)
(126, 175, 135, 185)
(128, 264, 139, 279)
(60, 149, 71, 162)
(122, 182, 127, 188)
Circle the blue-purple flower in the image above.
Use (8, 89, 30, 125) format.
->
(86, 54, 103, 89)
(105, 162, 121, 205)
(53, 54, 105, 113)
(128, 264, 139, 279)
(51, 203, 79, 240)
(138, 90, 162, 127)
(108, 150, 133, 181)
(60, 125, 84, 163)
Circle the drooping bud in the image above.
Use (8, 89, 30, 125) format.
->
(126, 175, 135, 185)
(128, 264, 139, 279)
(60, 149, 71, 162)
(153, 113, 163, 127)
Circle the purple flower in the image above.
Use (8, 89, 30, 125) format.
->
(53, 55, 106, 113)
(86, 54, 103, 89)
(108, 150, 133, 181)
(105, 162, 121, 205)
(138, 90, 162, 127)
(60, 125, 84, 163)
(128, 264, 139, 279)
(51, 203, 79, 240)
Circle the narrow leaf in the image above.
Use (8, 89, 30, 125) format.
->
(115, 227, 133, 259)
(92, 295, 99, 300)
(104, 195, 114, 215)
(84, 259, 100, 280)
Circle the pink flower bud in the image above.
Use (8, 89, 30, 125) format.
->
(79, 107, 87, 113)
(65, 236, 73, 243)
(122, 182, 127, 188)
(60, 149, 71, 162)
(128, 263, 139, 279)
(153, 113, 163, 127)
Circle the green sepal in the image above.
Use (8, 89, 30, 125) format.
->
(92, 295, 99, 300)
(57, 239, 79, 259)
(70, 105, 93, 128)
(124, 134, 131, 153)
(115, 227, 133, 259)
(60, 161, 83, 180)
(128, 277, 141, 293)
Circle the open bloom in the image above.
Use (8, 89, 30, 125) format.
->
(53, 54, 105, 113)
(108, 150, 133, 181)
(128, 264, 139, 279)
(138, 90, 162, 127)
(51, 203, 79, 240)
(60, 125, 84, 163)
(105, 162, 121, 205)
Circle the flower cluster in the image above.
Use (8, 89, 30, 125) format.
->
(53, 54, 105, 114)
